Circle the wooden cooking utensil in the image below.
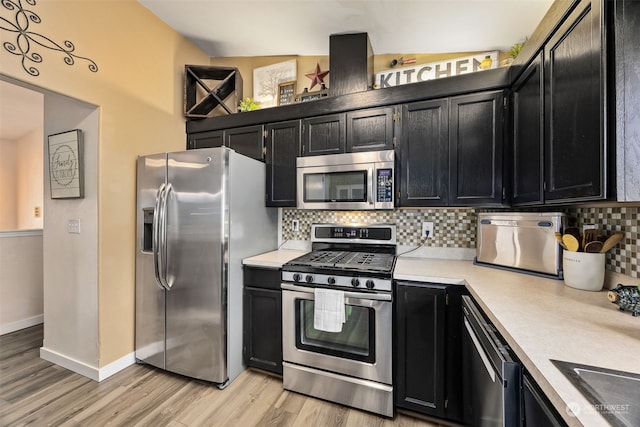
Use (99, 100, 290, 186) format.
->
(582, 229, 598, 251)
(562, 234, 580, 252)
(555, 232, 568, 250)
(600, 232, 624, 253)
(565, 227, 581, 241)
(584, 240, 604, 253)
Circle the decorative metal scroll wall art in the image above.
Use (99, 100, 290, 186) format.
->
(1, 0, 98, 76)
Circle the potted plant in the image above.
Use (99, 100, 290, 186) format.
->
(238, 98, 260, 112)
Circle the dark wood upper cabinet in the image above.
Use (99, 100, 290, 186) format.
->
(188, 125, 265, 162)
(398, 99, 449, 206)
(544, 0, 606, 203)
(187, 129, 223, 150)
(301, 113, 346, 156)
(449, 91, 505, 206)
(512, 52, 544, 206)
(397, 91, 505, 208)
(265, 120, 300, 207)
(346, 107, 394, 152)
(225, 125, 265, 161)
(614, 0, 640, 202)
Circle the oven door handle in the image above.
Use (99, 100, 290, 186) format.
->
(281, 283, 392, 302)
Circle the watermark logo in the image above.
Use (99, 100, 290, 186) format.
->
(566, 402, 581, 417)
(566, 401, 631, 418)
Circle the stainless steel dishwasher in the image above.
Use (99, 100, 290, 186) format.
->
(462, 295, 522, 426)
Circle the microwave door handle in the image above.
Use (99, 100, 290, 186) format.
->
(367, 168, 374, 205)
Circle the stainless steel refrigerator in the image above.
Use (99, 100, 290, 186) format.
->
(135, 147, 277, 387)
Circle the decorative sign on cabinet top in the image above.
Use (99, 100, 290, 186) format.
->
(375, 51, 498, 88)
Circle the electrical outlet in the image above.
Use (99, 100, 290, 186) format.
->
(421, 221, 434, 239)
(292, 219, 300, 232)
(67, 219, 81, 234)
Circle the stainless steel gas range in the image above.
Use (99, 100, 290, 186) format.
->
(281, 223, 396, 417)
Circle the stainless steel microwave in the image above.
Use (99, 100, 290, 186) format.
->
(296, 150, 395, 210)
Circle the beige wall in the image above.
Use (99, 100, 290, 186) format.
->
(1, 0, 209, 370)
(0, 128, 43, 230)
(17, 128, 44, 230)
(208, 51, 509, 106)
(0, 138, 18, 229)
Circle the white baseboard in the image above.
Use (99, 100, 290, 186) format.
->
(0, 314, 44, 335)
(97, 351, 137, 381)
(40, 347, 136, 382)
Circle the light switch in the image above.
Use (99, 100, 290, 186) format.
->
(67, 219, 81, 234)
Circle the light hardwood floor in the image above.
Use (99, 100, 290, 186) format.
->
(1, 325, 442, 427)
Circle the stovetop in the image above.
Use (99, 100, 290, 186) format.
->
(281, 224, 397, 291)
(286, 250, 396, 273)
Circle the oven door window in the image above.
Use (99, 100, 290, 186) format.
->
(303, 171, 367, 203)
(295, 299, 375, 363)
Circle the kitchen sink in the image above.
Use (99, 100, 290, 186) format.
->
(552, 360, 640, 427)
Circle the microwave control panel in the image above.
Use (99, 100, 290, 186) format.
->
(376, 168, 393, 202)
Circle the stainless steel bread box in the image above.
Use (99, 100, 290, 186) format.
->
(474, 212, 565, 278)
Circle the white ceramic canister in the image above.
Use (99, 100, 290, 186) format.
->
(562, 251, 606, 291)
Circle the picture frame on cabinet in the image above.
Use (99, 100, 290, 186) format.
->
(47, 129, 84, 199)
(277, 81, 296, 106)
(253, 59, 297, 108)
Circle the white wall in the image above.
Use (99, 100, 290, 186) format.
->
(41, 91, 100, 372)
(0, 230, 44, 334)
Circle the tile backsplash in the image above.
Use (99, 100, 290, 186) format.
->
(282, 206, 639, 279)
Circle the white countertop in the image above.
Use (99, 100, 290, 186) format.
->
(395, 256, 640, 427)
(242, 249, 308, 269)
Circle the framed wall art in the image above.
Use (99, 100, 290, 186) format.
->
(48, 129, 84, 199)
(253, 59, 297, 108)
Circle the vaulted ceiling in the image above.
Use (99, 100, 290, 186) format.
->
(139, 0, 553, 57)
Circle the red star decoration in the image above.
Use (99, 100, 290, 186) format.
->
(305, 63, 329, 90)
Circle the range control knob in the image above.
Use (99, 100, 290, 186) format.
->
(305, 275, 314, 284)
(366, 279, 375, 290)
(327, 277, 336, 285)
(293, 273, 302, 282)
(351, 278, 360, 288)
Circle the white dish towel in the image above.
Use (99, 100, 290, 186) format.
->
(314, 288, 345, 333)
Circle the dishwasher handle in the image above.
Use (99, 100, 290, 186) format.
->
(464, 316, 497, 383)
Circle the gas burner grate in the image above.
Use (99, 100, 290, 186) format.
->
(288, 250, 395, 273)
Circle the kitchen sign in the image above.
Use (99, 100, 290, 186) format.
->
(375, 51, 499, 88)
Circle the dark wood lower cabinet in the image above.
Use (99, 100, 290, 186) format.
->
(243, 267, 282, 375)
(394, 281, 467, 423)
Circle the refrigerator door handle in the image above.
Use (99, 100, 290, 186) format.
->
(152, 184, 167, 289)
(161, 183, 174, 289)
(152, 183, 168, 290)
